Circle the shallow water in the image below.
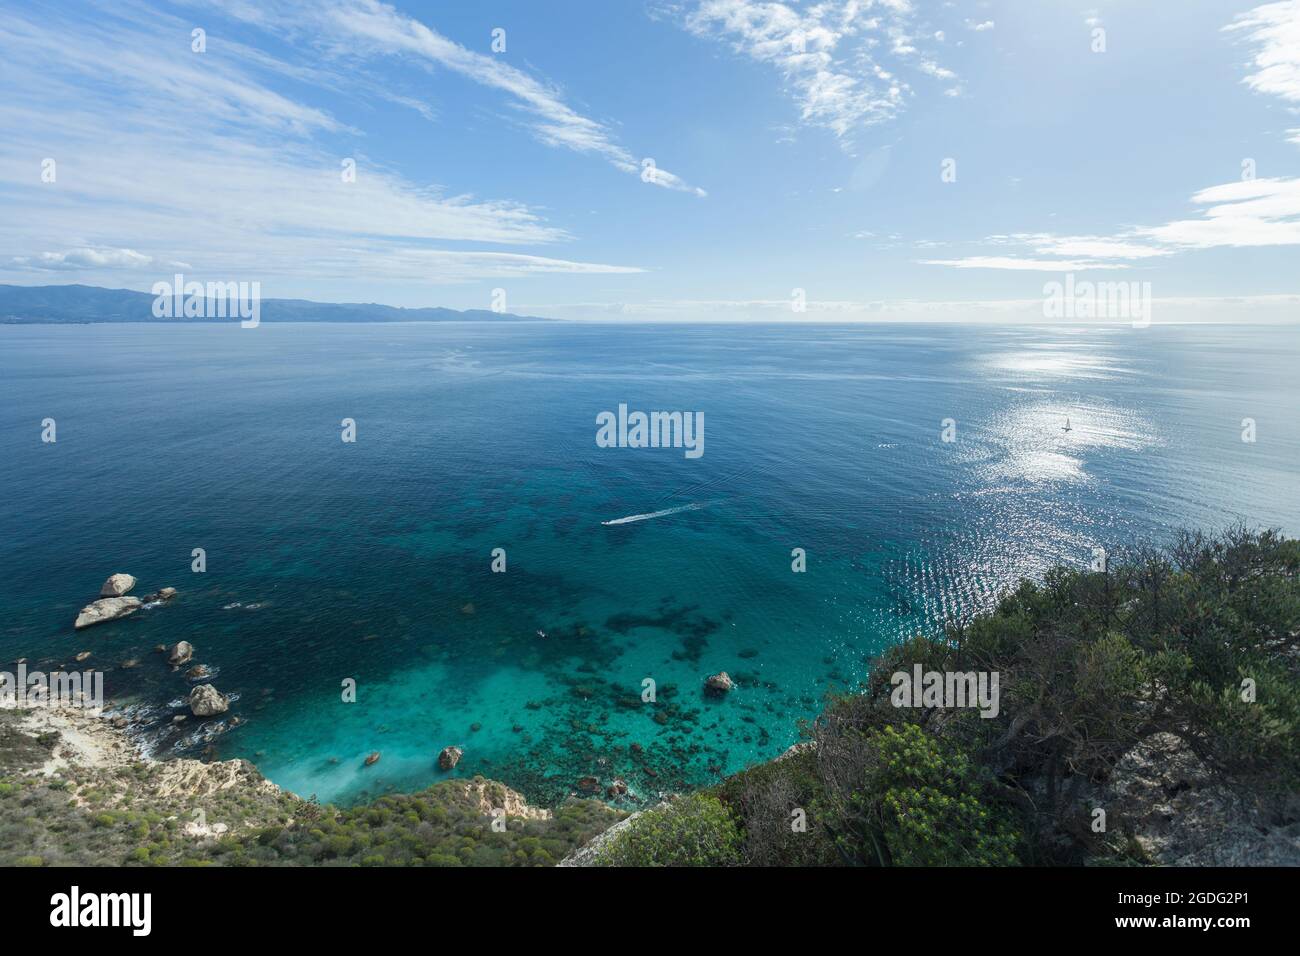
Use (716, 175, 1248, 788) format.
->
(2, 321, 1297, 805)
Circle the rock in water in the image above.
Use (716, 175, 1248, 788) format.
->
(158, 587, 177, 600)
(364, 752, 381, 766)
(704, 671, 735, 695)
(189, 684, 229, 717)
(438, 746, 463, 770)
(100, 573, 137, 597)
(168, 641, 194, 666)
(74, 596, 142, 630)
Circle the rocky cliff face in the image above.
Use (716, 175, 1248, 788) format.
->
(1104, 732, 1300, 866)
(0, 704, 618, 867)
(460, 779, 552, 821)
(5, 703, 289, 807)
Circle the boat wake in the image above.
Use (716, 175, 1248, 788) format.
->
(601, 501, 714, 526)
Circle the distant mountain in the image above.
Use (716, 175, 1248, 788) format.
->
(0, 284, 550, 323)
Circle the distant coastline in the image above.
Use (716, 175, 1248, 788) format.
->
(0, 283, 549, 324)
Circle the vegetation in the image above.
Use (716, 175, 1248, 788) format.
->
(3, 527, 1294, 866)
(593, 793, 742, 867)
(0, 721, 619, 867)
(706, 526, 1299, 866)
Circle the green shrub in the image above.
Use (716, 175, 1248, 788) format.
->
(595, 794, 741, 867)
(856, 724, 1018, 866)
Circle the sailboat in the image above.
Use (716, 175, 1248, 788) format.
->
(1062, 417, 1073, 433)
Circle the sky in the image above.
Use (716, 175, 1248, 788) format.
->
(1, 0, 1298, 322)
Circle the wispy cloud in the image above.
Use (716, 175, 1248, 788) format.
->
(1226, 0, 1300, 104)
(1139, 177, 1300, 249)
(0, 2, 646, 287)
(665, 0, 961, 149)
(918, 256, 1130, 272)
(214, 0, 706, 196)
(923, 175, 1300, 271)
(16, 247, 155, 271)
(925, 3, 1300, 273)
(530, 293, 1300, 323)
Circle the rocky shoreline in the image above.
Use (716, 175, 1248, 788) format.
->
(0, 699, 605, 866)
(5, 701, 281, 801)
(11, 532, 1294, 868)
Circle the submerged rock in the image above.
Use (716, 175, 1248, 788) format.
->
(74, 596, 141, 630)
(189, 683, 229, 717)
(168, 641, 194, 666)
(704, 672, 735, 695)
(606, 779, 629, 799)
(143, 587, 178, 603)
(438, 746, 462, 770)
(364, 751, 381, 767)
(99, 573, 136, 597)
(576, 775, 601, 794)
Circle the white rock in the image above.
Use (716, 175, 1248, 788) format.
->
(189, 684, 229, 717)
(74, 596, 142, 630)
(99, 573, 137, 597)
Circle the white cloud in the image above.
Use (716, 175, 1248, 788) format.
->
(922, 177, 1300, 271)
(965, 20, 995, 32)
(668, 0, 959, 149)
(1227, 1, 1300, 104)
(919, 256, 1128, 272)
(0, 3, 645, 285)
(1022, 235, 1169, 260)
(1139, 177, 1300, 248)
(529, 293, 1300, 323)
(217, 0, 705, 196)
(15, 247, 154, 270)
(925, 2, 1300, 277)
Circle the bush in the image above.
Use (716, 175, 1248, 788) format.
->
(853, 724, 1018, 866)
(595, 794, 742, 867)
(714, 748, 839, 866)
(807, 525, 1299, 864)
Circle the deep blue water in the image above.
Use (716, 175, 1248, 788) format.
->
(1, 321, 1297, 805)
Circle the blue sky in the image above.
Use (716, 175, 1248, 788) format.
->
(1, 0, 1298, 321)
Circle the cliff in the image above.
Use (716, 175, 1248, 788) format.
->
(0, 705, 618, 867)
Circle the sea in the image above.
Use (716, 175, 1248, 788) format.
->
(1, 320, 1297, 805)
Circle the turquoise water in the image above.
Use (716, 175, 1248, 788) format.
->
(2, 321, 1297, 806)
